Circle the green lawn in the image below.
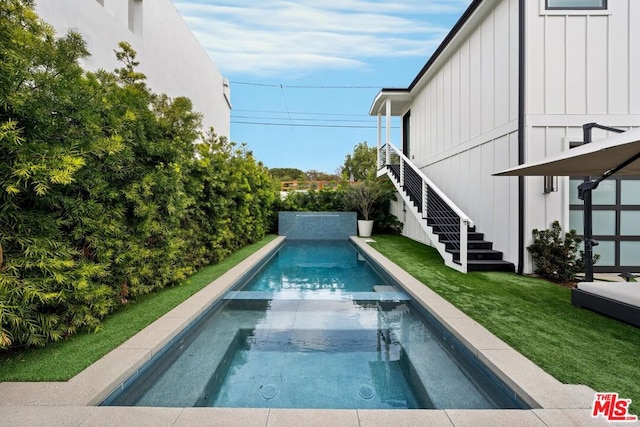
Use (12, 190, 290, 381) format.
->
(1, 233, 638, 415)
(368, 235, 640, 414)
(0, 235, 277, 381)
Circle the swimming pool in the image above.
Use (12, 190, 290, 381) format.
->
(103, 240, 527, 409)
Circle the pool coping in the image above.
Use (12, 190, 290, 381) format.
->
(0, 236, 614, 426)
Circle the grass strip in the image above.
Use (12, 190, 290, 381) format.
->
(369, 235, 640, 414)
(0, 235, 277, 382)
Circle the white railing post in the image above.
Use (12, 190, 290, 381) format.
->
(399, 157, 405, 187)
(460, 218, 469, 273)
(422, 180, 428, 219)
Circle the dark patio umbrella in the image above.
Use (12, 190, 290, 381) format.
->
(494, 126, 640, 281)
(495, 127, 640, 177)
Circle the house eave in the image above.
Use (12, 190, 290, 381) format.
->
(369, 89, 412, 116)
(370, 0, 499, 110)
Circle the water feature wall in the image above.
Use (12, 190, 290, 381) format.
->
(278, 212, 357, 240)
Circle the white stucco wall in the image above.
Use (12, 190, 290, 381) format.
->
(35, 0, 230, 137)
(389, 198, 431, 246)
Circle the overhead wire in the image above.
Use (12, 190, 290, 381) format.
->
(231, 121, 385, 129)
(278, 84, 306, 169)
(231, 81, 385, 89)
(230, 81, 401, 129)
(227, 80, 401, 170)
(234, 108, 368, 117)
(233, 115, 375, 123)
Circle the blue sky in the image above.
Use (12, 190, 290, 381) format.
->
(172, 0, 472, 175)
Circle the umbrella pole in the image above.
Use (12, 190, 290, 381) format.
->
(579, 123, 625, 282)
(578, 182, 597, 282)
(581, 124, 597, 282)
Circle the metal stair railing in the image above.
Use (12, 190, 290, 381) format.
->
(378, 142, 473, 273)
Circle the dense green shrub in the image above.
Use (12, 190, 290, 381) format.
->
(281, 187, 346, 212)
(1, 0, 114, 347)
(527, 221, 592, 282)
(0, 1, 275, 349)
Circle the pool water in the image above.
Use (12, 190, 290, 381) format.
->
(241, 240, 381, 293)
(105, 240, 524, 409)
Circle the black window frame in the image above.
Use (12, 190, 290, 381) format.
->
(402, 110, 411, 159)
(569, 176, 640, 273)
(546, 0, 607, 10)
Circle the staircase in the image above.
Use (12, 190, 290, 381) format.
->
(378, 143, 515, 273)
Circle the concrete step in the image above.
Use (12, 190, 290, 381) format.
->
(440, 239, 493, 250)
(454, 259, 516, 272)
(447, 249, 505, 261)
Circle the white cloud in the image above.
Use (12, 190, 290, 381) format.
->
(172, 0, 470, 76)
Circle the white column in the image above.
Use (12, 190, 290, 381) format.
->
(377, 113, 382, 169)
(385, 98, 391, 164)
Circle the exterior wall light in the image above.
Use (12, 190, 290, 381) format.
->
(543, 175, 558, 193)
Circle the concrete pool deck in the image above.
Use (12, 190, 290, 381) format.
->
(0, 236, 623, 426)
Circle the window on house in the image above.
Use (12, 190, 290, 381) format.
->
(128, 0, 143, 35)
(546, 0, 606, 9)
(568, 138, 640, 272)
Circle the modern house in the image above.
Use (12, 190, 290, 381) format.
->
(371, 0, 639, 275)
(35, 0, 231, 137)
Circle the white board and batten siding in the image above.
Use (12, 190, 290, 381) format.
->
(400, 0, 640, 272)
(404, 0, 521, 268)
(523, 0, 640, 271)
(35, 0, 231, 137)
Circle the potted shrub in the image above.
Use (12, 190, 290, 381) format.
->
(344, 180, 382, 237)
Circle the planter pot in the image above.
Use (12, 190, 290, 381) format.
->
(357, 220, 374, 237)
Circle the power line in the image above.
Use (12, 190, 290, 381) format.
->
(279, 84, 306, 169)
(231, 121, 399, 129)
(232, 115, 374, 123)
(233, 108, 369, 117)
(231, 81, 383, 89)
